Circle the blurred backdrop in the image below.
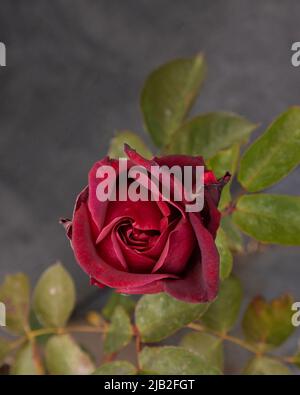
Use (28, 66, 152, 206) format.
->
(0, 0, 299, 372)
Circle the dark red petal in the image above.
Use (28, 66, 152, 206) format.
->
(72, 201, 178, 289)
(59, 218, 72, 239)
(164, 213, 219, 303)
(204, 170, 218, 184)
(104, 200, 163, 231)
(96, 231, 126, 271)
(60, 186, 90, 240)
(152, 218, 196, 275)
(142, 220, 174, 259)
(154, 154, 204, 168)
(116, 232, 156, 273)
(90, 277, 106, 288)
(203, 191, 221, 239)
(125, 145, 187, 217)
(124, 144, 156, 168)
(96, 216, 128, 243)
(203, 172, 230, 238)
(205, 171, 231, 206)
(88, 157, 119, 231)
(116, 280, 164, 295)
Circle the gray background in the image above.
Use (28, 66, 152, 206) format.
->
(0, 0, 300, 371)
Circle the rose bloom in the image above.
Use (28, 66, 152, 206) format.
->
(62, 145, 229, 303)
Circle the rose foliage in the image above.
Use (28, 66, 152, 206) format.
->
(1, 55, 300, 375)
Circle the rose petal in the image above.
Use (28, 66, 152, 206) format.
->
(96, 216, 129, 243)
(202, 192, 221, 238)
(205, 171, 231, 206)
(72, 201, 178, 289)
(116, 232, 156, 273)
(125, 145, 187, 217)
(152, 218, 196, 275)
(104, 200, 163, 231)
(60, 218, 72, 239)
(95, 227, 128, 272)
(204, 170, 218, 184)
(164, 212, 219, 303)
(116, 280, 164, 295)
(124, 143, 157, 168)
(203, 173, 230, 238)
(88, 157, 119, 231)
(90, 277, 106, 288)
(154, 154, 204, 168)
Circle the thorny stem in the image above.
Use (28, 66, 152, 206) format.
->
(30, 325, 107, 338)
(5, 321, 297, 368)
(103, 352, 117, 363)
(187, 322, 258, 354)
(7, 325, 107, 354)
(221, 202, 236, 217)
(221, 185, 247, 218)
(133, 325, 142, 370)
(187, 322, 297, 364)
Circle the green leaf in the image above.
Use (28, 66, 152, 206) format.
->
(93, 361, 137, 375)
(103, 306, 133, 355)
(102, 292, 135, 321)
(219, 187, 232, 212)
(243, 356, 291, 375)
(11, 342, 44, 375)
(221, 216, 244, 253)
(45, 334, 95, 375)
(0, 273, 30, 334)
(0, 337, 10, 365)
(242, 294, 295, 348)
(168, 112, 256, 158)
(238, 107, 300, 192)
(180, 332, 224, 371)
(216, 228, 233, 281)
(139, 346, 220, 375)
(202, 276, 242, 333)
(232, 194, 300, 245)
(208, 143, 240, 210)
(33, 262, 76, 328)
(29, 310, 51, 345)
(141, 54, 206, 147)
(135, 293, 208, 343)
(209, 144, 240, 179)
(108, 131, 152, 159)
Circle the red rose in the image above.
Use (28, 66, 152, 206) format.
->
(62, 145, 229, 303)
